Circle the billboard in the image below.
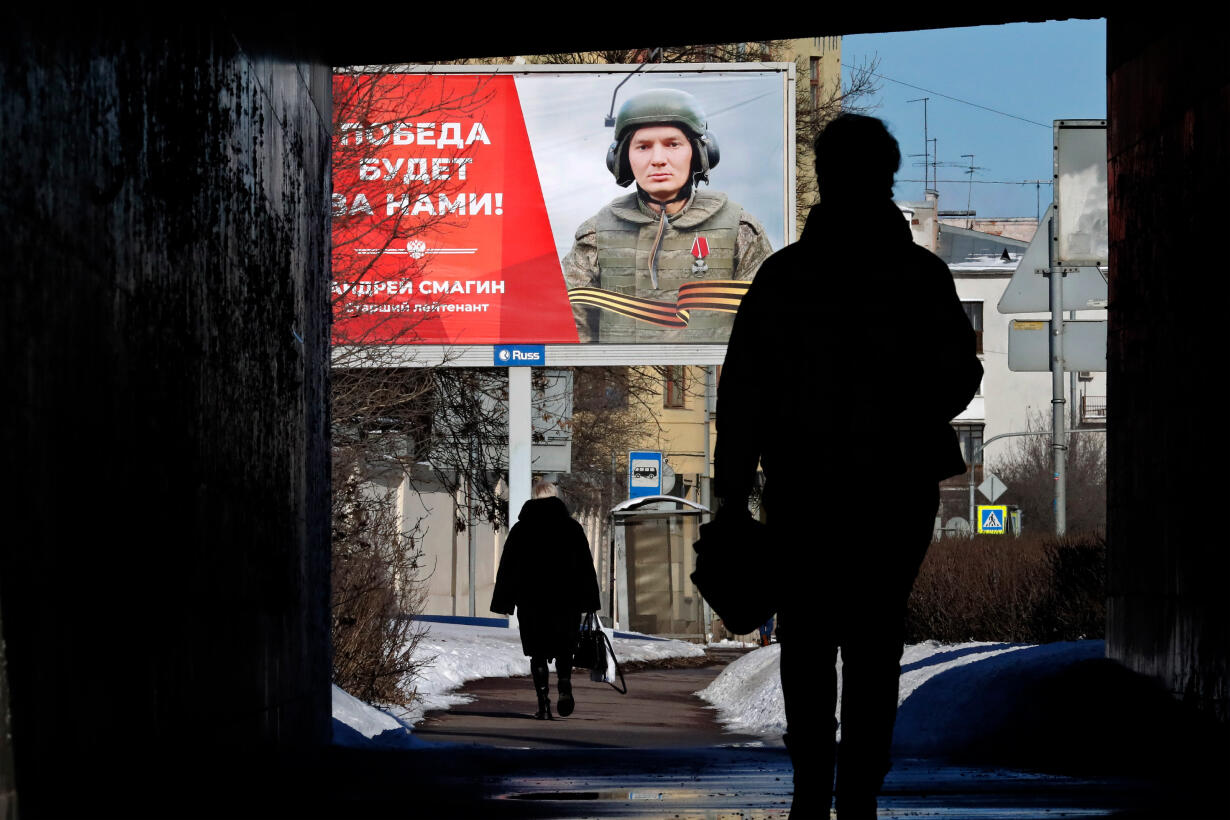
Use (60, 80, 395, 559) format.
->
(331, 65, 793, 352)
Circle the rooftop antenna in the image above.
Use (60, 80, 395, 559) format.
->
(907, 97, 930, 195)
(962, 154, 976, 225)
(929, 137, 938, 196)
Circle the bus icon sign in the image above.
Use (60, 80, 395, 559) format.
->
(628, 451, 663, 499)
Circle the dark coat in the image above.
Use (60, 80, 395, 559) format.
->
(713, 196, 984, 513)
(490, 497, 602, 659)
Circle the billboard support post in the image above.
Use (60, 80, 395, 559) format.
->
(508, 367, 532, 528)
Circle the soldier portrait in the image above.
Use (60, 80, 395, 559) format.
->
(562, 88, 774, 343)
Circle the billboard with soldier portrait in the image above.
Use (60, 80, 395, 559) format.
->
(332, 65, 793, 351)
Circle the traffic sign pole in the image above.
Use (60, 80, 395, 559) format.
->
(1048, 214, 1068, 537)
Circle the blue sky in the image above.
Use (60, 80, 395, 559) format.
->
(843, 19, 1106, 218)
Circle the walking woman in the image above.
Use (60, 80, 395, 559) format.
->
(490, 480, 602, 719)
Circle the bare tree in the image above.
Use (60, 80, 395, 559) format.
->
(989, 413, 1107, 535)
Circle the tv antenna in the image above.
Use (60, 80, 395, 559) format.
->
(907, 97, 931, 194)
(959, 154, 989, 219)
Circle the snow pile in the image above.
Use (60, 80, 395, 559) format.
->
(697, 644, 785, 735)
(331, 684, 428, 750)
(698, 639, 1105, 755)
(334, 620, 704, 741)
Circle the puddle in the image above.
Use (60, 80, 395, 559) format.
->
(505, 788, 693, 802)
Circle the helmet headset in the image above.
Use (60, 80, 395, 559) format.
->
(605, 88, 721, 188)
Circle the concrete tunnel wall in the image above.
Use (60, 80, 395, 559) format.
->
(0, 20, 332, 814)
(1106, 17, 1230, 723)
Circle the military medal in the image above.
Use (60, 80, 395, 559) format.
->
(690, 236, 710, 275)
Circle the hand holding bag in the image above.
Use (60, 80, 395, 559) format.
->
(691, 509, 778, 636)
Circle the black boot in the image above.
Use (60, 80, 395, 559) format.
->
(530, 658, 552, 720)
(556, 670, 575, 717)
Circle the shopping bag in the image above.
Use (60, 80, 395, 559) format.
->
(573, 612, 626, 694)
(572, 611, 603, 671)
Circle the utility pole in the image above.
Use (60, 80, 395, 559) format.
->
(1047, 213, 1068, 536)
(908, 97, 930, 194)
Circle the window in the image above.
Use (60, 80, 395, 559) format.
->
(663, 366, 686, 408)
(953, 422, 985, 467)
(810, 57, 821, 111)
(962, 301, 984, 354)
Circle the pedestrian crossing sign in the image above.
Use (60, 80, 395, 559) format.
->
(977, 505, 1008, 535)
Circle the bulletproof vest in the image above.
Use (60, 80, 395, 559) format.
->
(593, 191, 743, 343)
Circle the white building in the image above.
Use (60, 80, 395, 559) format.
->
(901, 196, 1107, 526)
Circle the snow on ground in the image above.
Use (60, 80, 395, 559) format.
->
(408, 621, 704, 722)
(698, 639, 1106, 756)
(333, 619, 703, 747)
(331, 684, 431, 750)
(333, 618, 1108, 759)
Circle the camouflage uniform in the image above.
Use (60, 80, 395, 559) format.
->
(563, 190, 773, 343)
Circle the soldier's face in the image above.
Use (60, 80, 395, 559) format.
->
(628, 126, 693, 201)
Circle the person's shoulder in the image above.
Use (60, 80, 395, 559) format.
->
(573, 211, 600, 241)
(727, 199, 768, 236)
(574, 193, 641, 239)
(733, 242, 804, 303)
(903, 241, 957, 282)
(697, 191, 763, 233)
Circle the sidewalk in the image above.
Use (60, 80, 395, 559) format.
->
(413, 660, 762, 749)
(325, 648, 1223, 818)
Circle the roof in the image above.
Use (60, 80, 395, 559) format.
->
(938, 224, 1030, 271)
(611, 495, 710, 515)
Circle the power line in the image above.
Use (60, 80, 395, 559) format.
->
(868, 71, 1052, 129)
(899, 178, 1054, 185)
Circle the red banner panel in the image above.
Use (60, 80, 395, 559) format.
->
(332, 73, 578, 345)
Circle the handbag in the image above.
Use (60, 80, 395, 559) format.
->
(691, 510, 778, 636)
(573, 612, 627, 694)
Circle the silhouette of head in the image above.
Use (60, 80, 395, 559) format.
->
(813, 114, 901, 200)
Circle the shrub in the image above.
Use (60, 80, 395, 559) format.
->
(331, 453, 429, 707)
(905, 532, 1106, 643)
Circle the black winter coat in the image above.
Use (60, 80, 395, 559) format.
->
(714, 197, 984, 512)
(490, 497, 602, 659)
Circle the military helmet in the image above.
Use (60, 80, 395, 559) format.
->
(606, 88, 721, 187)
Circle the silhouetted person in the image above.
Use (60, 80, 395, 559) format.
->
(491, 480, 601, 720)
(713, 114, 983, 818)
